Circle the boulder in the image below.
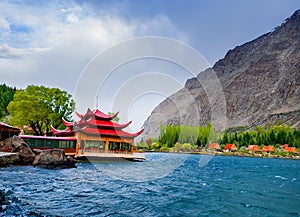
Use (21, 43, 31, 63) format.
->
(0, 136, 35, 165)
(0, 153, 19, 167)
(32, 149, 77, 169)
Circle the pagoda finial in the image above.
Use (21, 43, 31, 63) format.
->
(96, 95, 99, 109)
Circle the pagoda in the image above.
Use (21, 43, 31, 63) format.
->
(51, 108, 144, 157)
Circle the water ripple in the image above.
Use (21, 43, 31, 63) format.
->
(0, 154, 299, 216)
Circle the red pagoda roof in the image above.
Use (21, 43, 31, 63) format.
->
(61, 117, 132, 130)
(51, 126, 73, 135)
(51, 108, 143, 139)
(78, 126, 144, 138)
(62, 117, 74, 127)
(75, 108, 119, 120)
(83, 119, 132, 129)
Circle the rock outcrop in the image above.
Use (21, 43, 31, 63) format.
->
(143, 10, 300, 138)
(0, 136, 35, 166)
(0, 136, 76, 169)
(0, 153, 19, 167)
(32, 149, 77, 169)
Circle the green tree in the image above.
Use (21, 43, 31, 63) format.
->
(269, 130, 276, 145)
(0, 84, 16, 120)
(221, 132, 228, 145)
(108, 112, 120, 123)
(7, 85, 75, 135)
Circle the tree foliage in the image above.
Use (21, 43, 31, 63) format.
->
(0, 84, 16, 120)
(7, 85, 75, 135)
(108, 112, 120, 123)
(159, 122, 221, 148)
(157, 122, 300, 150)
(221, 124, 300, 148)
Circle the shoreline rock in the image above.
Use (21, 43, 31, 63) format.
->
(0, 153, 19, 167)
(32, 149, 77, 169)
(0, 136, 77, 169)
(0, 136, 35, 166)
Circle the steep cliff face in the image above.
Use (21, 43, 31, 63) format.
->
(143, 10, 300, 138)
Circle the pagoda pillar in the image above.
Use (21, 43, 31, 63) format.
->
(105, 138, 109, 153)
(130, 139, 134, 154)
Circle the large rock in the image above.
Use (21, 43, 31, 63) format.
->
(0, 136, 35, 165)
(0, 152, 19, 167)
(143, 10, 300, 138)
(32, 149, 77, 169)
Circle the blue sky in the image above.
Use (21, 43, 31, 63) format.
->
(0, 0, 299, 131)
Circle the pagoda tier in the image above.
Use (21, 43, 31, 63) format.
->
(75, 108, 119, 120)
(62, 117, 132, 130)
(50, 126, 74, 136)
(62, 117, 74, 127)
(51, 108, 143, 139)
(76, 126, 144, 138)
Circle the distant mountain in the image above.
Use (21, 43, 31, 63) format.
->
(143, 9, 300, 138)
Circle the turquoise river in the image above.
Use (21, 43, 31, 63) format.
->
(1, 153, 299, 216)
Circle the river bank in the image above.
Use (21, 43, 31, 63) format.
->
(138, 150, 300, 160)
(191, 150, 300, 160)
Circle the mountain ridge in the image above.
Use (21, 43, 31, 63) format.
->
(143, 9, 300, 138)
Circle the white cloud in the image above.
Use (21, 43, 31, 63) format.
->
(0, 1, 188, 129)
(0, 1, 185, 92)
(0, 44, 25, 58)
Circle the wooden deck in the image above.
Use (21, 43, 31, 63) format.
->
(75, 152, 146, 161)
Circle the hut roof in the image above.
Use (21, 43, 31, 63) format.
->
(248, 145, 260, 151)
(262, 146, 275, 152)
(224, 144, 237, 150)
(284, 147, 299, 153)
(208, 143, 221, 149)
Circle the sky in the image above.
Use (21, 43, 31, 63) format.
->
(0, 0, 299, 132)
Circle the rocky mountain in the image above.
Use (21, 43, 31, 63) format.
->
(143, 10, 300, 138)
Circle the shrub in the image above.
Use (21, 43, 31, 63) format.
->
(182, 143, 192, 152)
(150, 142, 161, 150)
(160, 145, 170, 152)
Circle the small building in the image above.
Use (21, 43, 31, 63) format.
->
(248, 145, 261, 152)
(224, 144, 237, 151)
(51, 108, 144, 160)
(262, 146, 275, 153)
(208, 143, 221, 150)
(20, 135, 77, 154)
(283, 146, 299, 154)
(0, 122, 21, 141)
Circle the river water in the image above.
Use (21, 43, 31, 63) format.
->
(1, 153, 299, 216)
